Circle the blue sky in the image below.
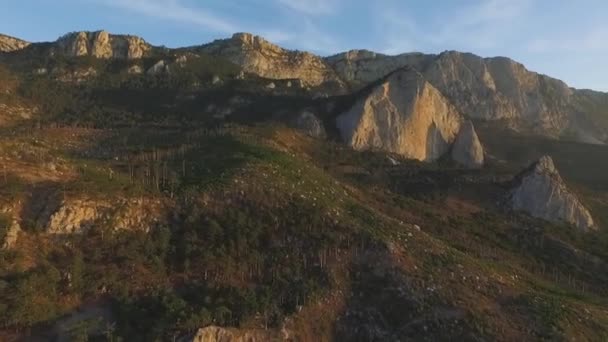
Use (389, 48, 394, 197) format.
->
(1, 0, 607, 91)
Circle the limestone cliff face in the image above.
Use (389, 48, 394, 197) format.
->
(188, 326, 283, 342)
(336, 69, 463, 161)
(451, 120, 484, 168)
(509, 156, 595, 231)
(54, 31, 150, 59)
(199, 33, 341, 87)
(425, 52, 573, 133)
(0, 33, 30, 52)
(326, 50, 433, 89)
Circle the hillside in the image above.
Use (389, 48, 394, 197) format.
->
(0, 30, 608, 341)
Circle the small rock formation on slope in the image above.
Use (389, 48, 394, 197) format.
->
(198, 33, 342, 87)
(290, 110, 326, 138)
(509, 156, 595, 231)
(36, 197, 168, 234)
(451, 120, 484, 168)
(0, 33, 30, 52)
(54, 30, 150, 59)
(336, 68, 463, 162)
(187, 326, 282, 342)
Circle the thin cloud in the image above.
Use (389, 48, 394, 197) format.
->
(275, 0, 341, 15)
(96, 0, 237, 33)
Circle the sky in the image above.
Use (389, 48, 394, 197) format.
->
(1, 0, 607, 91)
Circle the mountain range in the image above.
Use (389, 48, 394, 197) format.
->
(1, 29, 608, 341)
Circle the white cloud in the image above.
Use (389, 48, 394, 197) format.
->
(275, 0, 341, 15)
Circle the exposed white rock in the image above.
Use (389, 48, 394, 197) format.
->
(55, 30, 150, 59)
(147, 60, 168, 75)
(212, 75, 222, 85)
(336, 68, 463, 161)
(2, 219, 21, 249)
(291, 110, 326, 138)
(128, 65, 143, 74)
(509, 156, 595, 231)
(266, 82, 276, 89)
(451, 120, 484, 168)
(0, 33, 30, 52)
(199, 33, 343, 87)
(42, 198, 167, 234)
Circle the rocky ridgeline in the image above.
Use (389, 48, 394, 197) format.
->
(0, 33, 30, 52)
(337, 68, 483, 166)
(53, 30, 150, 59)
(199, 33, 342, 87)
(509, 156, 595, 231)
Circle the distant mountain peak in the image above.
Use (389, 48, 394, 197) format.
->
(0, 33, 30, 52)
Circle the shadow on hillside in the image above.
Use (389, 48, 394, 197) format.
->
(333, 244, 477, 341)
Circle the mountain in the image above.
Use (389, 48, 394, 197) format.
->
(0, 34, 30, 52)
(509, 156, 596, 231)
(196, 33, 343, 88)
(2, 29, 608, 341)
(336, 68, 464, 162)
(53, 30, 151, 59)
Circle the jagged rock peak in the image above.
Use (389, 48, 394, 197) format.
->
(199, 32, 342, 87)
(55, 30, 151, 59)
(451, 120, 484, 168)
(0, 33, 30, 52)
(336, 68, 463, 161)
(509, 155, 596, 231)
(325, 50, 433, 88)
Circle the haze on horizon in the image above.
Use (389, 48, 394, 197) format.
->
(1, 0, 607, 91)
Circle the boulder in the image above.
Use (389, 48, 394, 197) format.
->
(451, 120, 484, 168)
(509, 156, 595, 230)
(291, 110, 326, 138)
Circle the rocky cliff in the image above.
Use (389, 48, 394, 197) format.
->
(198, 33, 341, 87)
(425, 52, 573, 133)
(53, 30, 151, 59)
(509, 156, 595, 230)
(451, 120, 484, 168)
(326, 50, 434, 89)
(336, 68, 463, 161)
(0, 33, 30, 52)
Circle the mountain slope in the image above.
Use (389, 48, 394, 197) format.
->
(0, 34, 29, 52)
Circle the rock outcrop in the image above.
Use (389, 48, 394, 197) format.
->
(2, 219, 21, 249)
(0, 33, 30, 52)
(451, 120, 484, 168)
(424, 52, 573, 133)
(40, 197, 167, 234)
(509, 156, 595, 230)
(290, 110, 326, 138)
(326, 50, 433, 89)
(54, 30, 150, 59)
(336, 68, 463, 161)
(188, 326, 282, 342)
(199, 33, 341, 87)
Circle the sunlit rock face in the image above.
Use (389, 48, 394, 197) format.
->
(199, 33, 342, 87)
(54, 30, 150, 59)
(336, 68, 463, 162)
(509, 156, 596, 231)
(0, 33, 30, 52)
